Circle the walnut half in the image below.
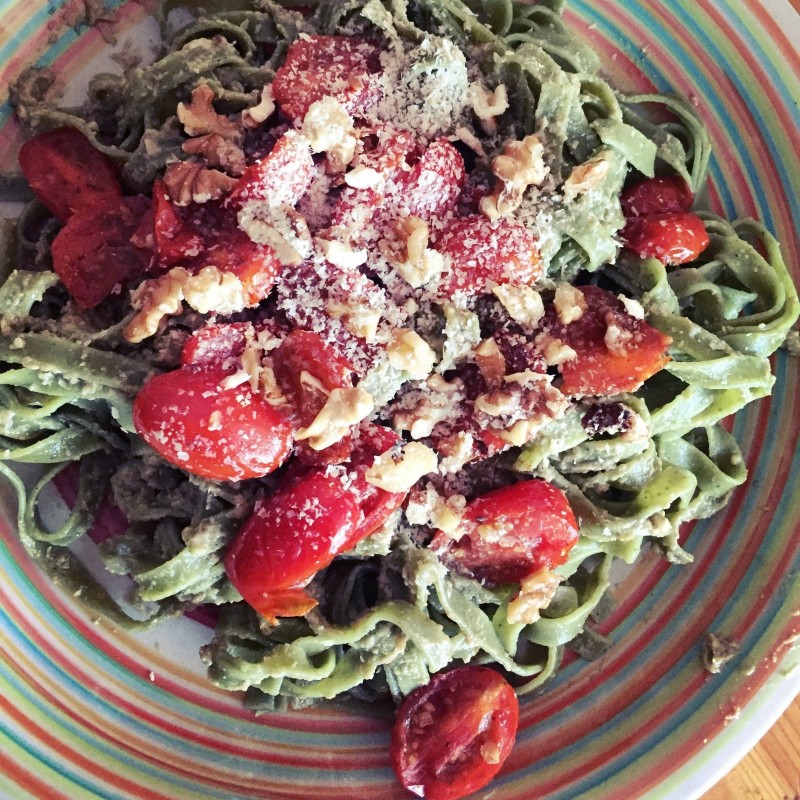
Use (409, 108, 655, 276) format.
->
(163, 160, 238, 206)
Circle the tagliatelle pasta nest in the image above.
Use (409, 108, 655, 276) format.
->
(0, 1, 797, 797)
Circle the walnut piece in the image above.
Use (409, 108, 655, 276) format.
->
(295, 387, 374, 450)
(364, 442, 439, 493)
(301, 97, 357, 172)
(182, 133, 247, 176)
(387, 329, 437, 381)
(492, 283, 545, 329)
(506, 568, 561, 625)
(468, 83, 509, 135)
(124, 266, 247, 343)
(563, 151, 611, 201)
(177, 84, 242, 141)
(242, 85, 276, 129)
(163, 160, 238, 206)
(480, 134, 548, 220)
(385, 216, 445, 289)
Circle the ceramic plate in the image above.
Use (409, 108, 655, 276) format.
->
(0, 1, 798, 798)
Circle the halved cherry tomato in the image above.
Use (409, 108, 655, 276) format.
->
(391, 666, 519, 800)
(18, 127, 122, 222)
(133, 367, 294, 481)
(548, 285, 671, 396)
(181, 322, 252, 371)
(272, 329, 356, 423)
(434, 215, 543, 297)
(348, 423, 407, 541)
(152, 179, 204, 267)
(224, 470, 361, 621)
(430, 479, 579, 586)
(227, 130, 315, 209)
(393, 138, 465, 221)
(272, 35, 383, 121)
(51, 195, 151, 308)
(621, 212, 709, 266)
(620, 175, 693, 217)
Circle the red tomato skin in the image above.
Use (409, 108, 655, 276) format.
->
(133, 367, 294, 482)
(228, 130, 315, 209)
(181, 322, 252, 371)
(431, 479, 579, 586)
(51, 195, 151, 308)
(621, 212, 710, 266)
(272, 329, 356, 421)
(224, 470, 361, 618)
(348, 424, 406, 541)
(620, 175, 693, 217)
(434, 215, 543, 297)
(19, 127, 122, 222)
(550, 285, 672, 397)
(272, 35, 383, 121)
(391, 666, 519, 800)
(152, 180, 205, 267)
(395, 138, 466, 221)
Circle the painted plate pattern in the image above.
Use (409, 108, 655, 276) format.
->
(0, 1, 798, 799)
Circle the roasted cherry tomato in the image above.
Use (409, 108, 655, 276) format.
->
(393, 138, 465, 221)
(18, 127, 122, 222)
(152, 179, 205, 267)
(271, 35, 383, 121)
(133, 367, 293, 481)
(391, 666, 519, 800)
(548, 285, 672, 397)
(620, 175, 694, 217)
(348, 423, 407, 541)
(272, 329, 356, 422)
(227, 130, 315, 209)
(51, 195, 151, 308)
(181, 322, 253, 371)
(435, 214, 543, 297)
(621, 212, 709, 266)
(224, 470, 361, 621)
(431, 479, 579, 586)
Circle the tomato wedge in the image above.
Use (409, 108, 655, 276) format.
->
(51, 195, 151, 308)
(224, 470, 361, 621)
(133, 367, 294, 481)
(434, 214, 542, 297)
(430, 479, 579, 586)
(18, 127, 122, 222)
(620, 175, 693, 217)
(391, 666, 519, 800)
(272, 35, 383, 121)
(548, 285, 671, 396)
(621, 212, 710, 266)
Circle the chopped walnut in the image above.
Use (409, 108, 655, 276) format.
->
(480, 134, 548, 220)
(563, 151, 611, 201)
(474, 338, 506, 390)
(554, 284, 587, 325)
(326, 298, 381, 341)
(344, 165, 384, 189)
(301, 97, 357, 172)
(295, 387, 374, 450)
(468, 83, 509, 135)
(238, 206, 312, 266)
(405, 483, 466, 534)
(124, 266, 247, 343)
(506, 567, 561, 625)
(316, 238, 368, 270)
(182, 133, 247, 176)
(177, 84, 242, 141)
(392, 378, 464, 440)
(451, 126, 486, 157)
(474, 371, 569, 447)
(535, 332, 578, 367)
(492, 283, 545, 329)
(163, 160, 238, 206)
(385, 216, 445, 289)
(387, 329, 437, 381)
(241, 85, 276, 129)
(364, 442, 439, 493)
(437, 431, 475, 474)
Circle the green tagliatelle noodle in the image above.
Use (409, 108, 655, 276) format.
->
(0, 0, 797, 709)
